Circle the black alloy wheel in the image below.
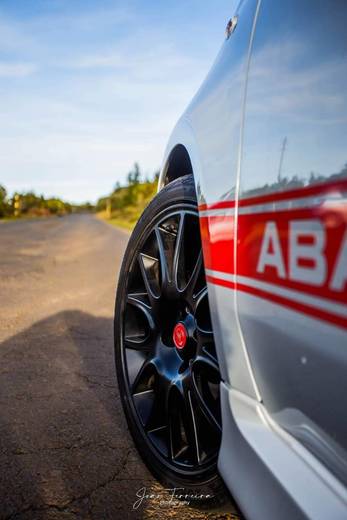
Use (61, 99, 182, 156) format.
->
(114, 175, 227, 503)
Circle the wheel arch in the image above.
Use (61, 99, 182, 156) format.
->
(159, 144, 193, 188)
(157, 118, 203, 205)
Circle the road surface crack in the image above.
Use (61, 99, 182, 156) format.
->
(76, 371, 116, 388)
(4, 448, 132, 519)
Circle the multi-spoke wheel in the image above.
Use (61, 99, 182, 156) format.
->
(115, 175, 227, 503)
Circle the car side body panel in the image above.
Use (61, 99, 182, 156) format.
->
(158, 0, 347, 518)
(238, 0, 347, 486)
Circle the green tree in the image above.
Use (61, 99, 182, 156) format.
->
(127, 162, 141, 186)
(113, 181, 121, 193)
(124, 163, 141, 206)
(0, 185, 8, 217)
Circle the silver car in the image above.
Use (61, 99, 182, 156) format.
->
(114, 1, 347, 518)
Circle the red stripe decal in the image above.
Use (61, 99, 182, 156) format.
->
(206, 275, 347, 330)
(199, 178, 347, 211)
(201, 180, 347, 329)
(199, 214, 235, 274)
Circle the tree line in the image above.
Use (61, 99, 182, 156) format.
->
(96, 163, 159, 228)
(0, 163, 158, 223)
(0, 185, 92, 219)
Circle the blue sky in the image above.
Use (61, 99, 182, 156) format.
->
(0, 0, 234, 203)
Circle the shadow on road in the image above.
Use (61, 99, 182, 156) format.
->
(0, 310, 157, 520)
(0, 311, 239, 520)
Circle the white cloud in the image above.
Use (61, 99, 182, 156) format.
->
(0, 61, 37, 77)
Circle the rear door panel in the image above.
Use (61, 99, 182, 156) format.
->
(237, 0, 347, 483)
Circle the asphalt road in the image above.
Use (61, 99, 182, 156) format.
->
(0, 215, 240, 520)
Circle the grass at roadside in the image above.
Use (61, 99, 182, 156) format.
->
(97, 210, 135, 231)
(97, 175, 157, 232)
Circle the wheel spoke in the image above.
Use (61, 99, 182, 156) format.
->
(145, 371, 169, 433)
(185, 390, 201, 465)
(145, 378, 174, 459)
(194, 288, 215, 346)
(127, 292, 151, 310)
(165, 386, 175, 461)
(168, 381, 194, 463)
(131, 356, 157, 395)
(191, 354, 221, 434)
(195, 329, 215, 358)
(194, 353, 220, 376)
(193, 282, 207, 305)
(173, 370, 202, 465)
(125, 293, 156, 349)
(154, 226, 170, 293)
(191, 370, 221, 433)
(186, 251, 204, 301)
(124, 338, 152, 351)
(142, 366, 174, 459)
(125, 349, 147, 387)
(132, 389, 155, 427)
(145, 398, 167, 433)
(172, 212, 185, 288)
(131, 359, 150, 395)
(137, 253, 161, 311)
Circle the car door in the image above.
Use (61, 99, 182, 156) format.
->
(237, 0, 347, 485)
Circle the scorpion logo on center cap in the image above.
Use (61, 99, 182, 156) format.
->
(173, 322, 188, 350)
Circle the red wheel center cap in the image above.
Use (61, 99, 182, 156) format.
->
(173, 322, 188, 350)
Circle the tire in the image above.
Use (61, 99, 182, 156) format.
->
(114, 175, 228, 507)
